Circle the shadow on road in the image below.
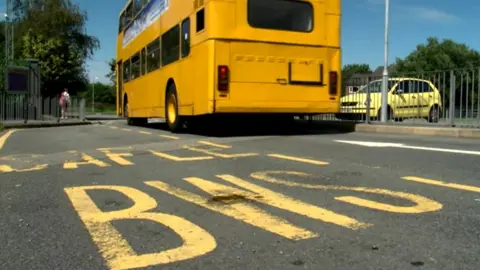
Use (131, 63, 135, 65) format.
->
(143, 118, 356, 138)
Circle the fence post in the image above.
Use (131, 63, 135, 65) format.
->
(366, 82, 371, 124)
(79, 98, 85, 121)
(449, 70, 456, 127)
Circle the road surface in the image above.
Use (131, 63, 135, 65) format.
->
(1, 120, 479, 270)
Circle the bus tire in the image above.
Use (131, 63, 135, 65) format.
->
(165, 83, 184, 133)
(124, 96, 148, 126)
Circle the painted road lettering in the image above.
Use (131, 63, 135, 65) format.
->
(149, 149, 213, 161)
(184, 141, 258, 158)
(64, 152, 110, 169)
(146, 174, 370, 240)
(402, 176, 480, 193)
(251, 171, 442, 214)
(64, 185, 216, 270)
(98, 147, 135, 166)
(0, 164, 48, 173)
(267, 154, 329, 165)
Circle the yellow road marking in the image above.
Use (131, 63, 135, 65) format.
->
(159, 134, 179, 140)
(0, 164, 48, 173)
(267, 154, 329, 165)
(150, 150, 213, 161)
(185, 146, 257, 158)
(64, 185, 216, 270)
(0, 129, 17, 151)
(109, 126, 118, 129)
(121, 128, 132, 132)
(64, 153, 110, 169)
(251, 171, 442, 214)
(145, 179, 318, 240)
(139, 131, 152, 135)
(402, 176, 480, 193)
(98, 148, 134, 166)
(197, 141, 231, 148)
(216, 174, 371, 228)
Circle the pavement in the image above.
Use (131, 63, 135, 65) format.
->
(1, 120, 479, 270)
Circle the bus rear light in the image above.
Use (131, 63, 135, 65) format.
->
(218, 65, 229, 91)
(329, 71, 338, 95)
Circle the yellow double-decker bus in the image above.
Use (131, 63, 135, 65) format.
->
(116, 0, 341, 132)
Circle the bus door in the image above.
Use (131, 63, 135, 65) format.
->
(117, 61, 123, 116)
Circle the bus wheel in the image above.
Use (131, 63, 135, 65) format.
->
(125, 98, 147, 126)
(124, 99, 134, 126)
(165, 84, 184, 133)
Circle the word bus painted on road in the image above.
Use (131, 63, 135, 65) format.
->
(64, 170, 443, 270)
(116, 0, 342, 132)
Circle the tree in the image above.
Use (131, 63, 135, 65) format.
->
(13, 0, 100, 96)
(341, 63, 372, 95)
(106, 58, 116, 86)
(394, 37, 480, 107)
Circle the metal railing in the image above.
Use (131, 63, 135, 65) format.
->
(314, 68, 480, 128)
(0, 93, 86, 123)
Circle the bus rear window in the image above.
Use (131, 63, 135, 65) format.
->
(247, 0, 313, 32)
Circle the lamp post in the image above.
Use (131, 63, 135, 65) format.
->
(380, 0, 390, 122)
(92, 76, 98, 112)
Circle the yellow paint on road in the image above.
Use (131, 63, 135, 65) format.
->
(0, 129, 17, 151)
(64, 185, 216, 270)
(267, 154, 329, 165)
(251, 171, 443, 214)
(0, 164, 48, 173)
(159, 134, 179, 140)
(217, 174, 371, 229)
(150, 150, 213, 161)
(197, 141, 232, 148)
(121, 128, 132, 132)
(109, 126, 119, 129)
(402, 176, 480, 193)
(64, 153, 110, 169)
(98, 147, 134, 166)
(185, 146, 258, 159)
(139, 131, 152, 135)
(145, 180, 318, 240)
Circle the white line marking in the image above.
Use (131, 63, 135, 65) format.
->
(334, 140, 480, 156)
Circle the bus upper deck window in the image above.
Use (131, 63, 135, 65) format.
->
(247, 0, 313, 33)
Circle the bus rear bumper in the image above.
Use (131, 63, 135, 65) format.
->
(214, 101, 339, 114)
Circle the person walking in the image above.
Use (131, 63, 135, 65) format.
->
(59, 88, 71, 119)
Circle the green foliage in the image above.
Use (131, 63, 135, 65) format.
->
(10, 0, 100, 96)
(341, 64, 371, 95)
(393, 37, 480, 106)
(81, 81, 116, 112)
(106, 58, 116, 86)
(342, 64, 372, 81)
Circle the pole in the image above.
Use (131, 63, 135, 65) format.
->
(92, 81, 95, 113)
(380, 0, 390, 122)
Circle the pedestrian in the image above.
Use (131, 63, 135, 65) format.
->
(59, 88, 71, 119)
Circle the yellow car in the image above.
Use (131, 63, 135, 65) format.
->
(336, 78, 443, 122)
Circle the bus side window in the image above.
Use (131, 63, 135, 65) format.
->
(131, 53, 141, 80)
(125, 2, 133, 26)
(162, 25, 180, 66)
(196, 8, 205, 33)
(123, 60, 130, 83)
(133, 0, 142, 17)
(140, 48, 146, 75)
(181, 18, 190, 58)
(146, 39, 161, 72)
(119, 11, 125, 33)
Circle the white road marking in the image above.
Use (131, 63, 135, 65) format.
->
(334, 140, 480, 156)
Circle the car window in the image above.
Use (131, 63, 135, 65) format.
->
(395, 80, 411, 94)
(359, 80, 396, 93)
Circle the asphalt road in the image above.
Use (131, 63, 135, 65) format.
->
(1, 120, 479, 270)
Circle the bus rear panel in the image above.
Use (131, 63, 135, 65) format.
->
(210, 0, 341, 115)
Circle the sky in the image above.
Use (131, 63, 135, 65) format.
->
(60, 0, 480, 83)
